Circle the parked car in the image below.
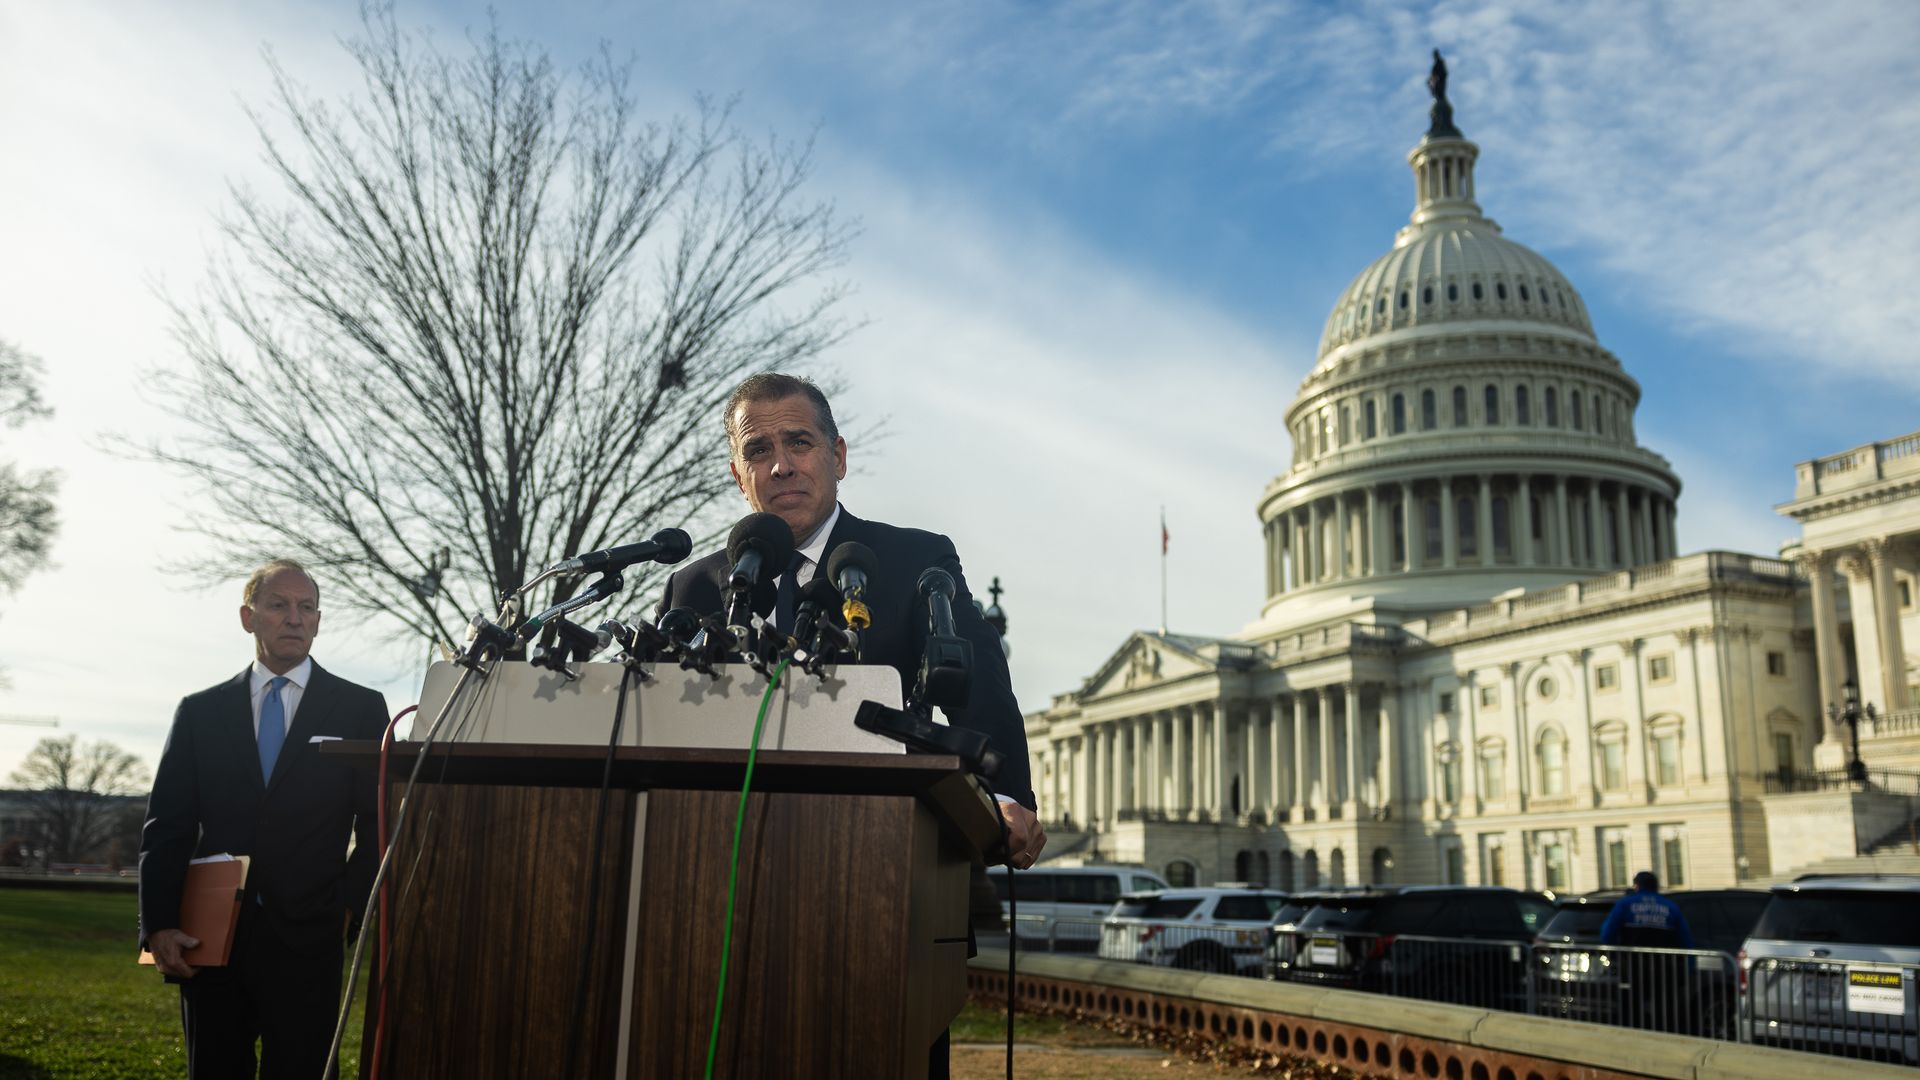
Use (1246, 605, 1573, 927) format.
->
(1266, 890, 1374, 981)
(1287, 886, 1555, 1009)
(985, 864, 1169, 952)
(1533, 888, 1767, 1037)
(1740, 876, 1920, 1063)
(1099, 886, 1288, 974)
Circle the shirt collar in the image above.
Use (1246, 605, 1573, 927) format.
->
(793, 502, 842, 572)
(251, 656, 313, 694)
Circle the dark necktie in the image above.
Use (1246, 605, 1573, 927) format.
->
(774, 553, 807, 633)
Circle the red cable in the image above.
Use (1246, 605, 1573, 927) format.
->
(369, 704, 415, 1080)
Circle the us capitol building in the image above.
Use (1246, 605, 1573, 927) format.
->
(1026, 60, 1920, 893)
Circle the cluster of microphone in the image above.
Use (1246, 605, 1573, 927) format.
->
(453, 509, 997, 777)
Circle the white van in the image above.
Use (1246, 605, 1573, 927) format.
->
(985, 864, 1170, 953)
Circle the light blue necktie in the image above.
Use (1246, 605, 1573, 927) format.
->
(258, 676, 289, 783)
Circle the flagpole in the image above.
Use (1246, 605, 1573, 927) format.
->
(1159, 505, 1168, 633)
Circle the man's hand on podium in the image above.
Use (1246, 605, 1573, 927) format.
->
(995, 798, 1046, 869)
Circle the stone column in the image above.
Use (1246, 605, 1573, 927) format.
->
(1400, 481, 1417, 571)
(1189, 702, 1207, 820)
(1586, 482, 1604, 567)
(1553, 475, 1570, 565)
(1621, 639, 1648, 794)
(1477, 473, 1496, 566)
(1343, 682, 1361, 814)
(1167, 703, 1182, 810)
(1084, 727, 1102, 826)
(1334, 495, 1350, 580)
(1802, 549, 1840, 740)
(1308, 501, 1323, 584)
(1319, 690, 1337, 812)
(1614, 483, 1632, 569)
(1866, 539, 1911, 708)
(1379, 683, 1398, 812)
(1245, 701, 1261, 818)
(1210, 701, 1229, 820)
(1665, 498, 1679, 560)
(1366, 485, 1383, 577)
(1516, 473, 1535, 567)
(1291, 692, 1308, 820)
(1636, 489, 1654, 566)
(1841, 552, 1887, 711)
(1269, 696, 1286, 820)
(1441, 477, 1459, 568)
(1131, 716, 1149, 814)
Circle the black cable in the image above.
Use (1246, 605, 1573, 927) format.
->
(973, 775, 1018, 1080)
(561, 664, 635, 1079)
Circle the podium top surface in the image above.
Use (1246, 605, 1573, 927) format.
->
(323, 741, 1004, 856)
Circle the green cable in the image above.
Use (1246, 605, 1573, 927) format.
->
(704, 657, 789, 1080)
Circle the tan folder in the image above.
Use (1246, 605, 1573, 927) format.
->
(138, 854, 249, 967)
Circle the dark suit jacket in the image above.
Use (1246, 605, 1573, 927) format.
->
(139, 661, 389, 966)
(658, 506, 1035, 808)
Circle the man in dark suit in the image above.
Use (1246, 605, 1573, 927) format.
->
(657, 372, 1045, 859)
(140, 560, 389, 1079)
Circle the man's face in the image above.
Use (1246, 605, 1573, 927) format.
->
(239, 569, 321, 673)
(729, 394, 847, 543)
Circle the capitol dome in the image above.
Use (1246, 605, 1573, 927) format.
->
(1252, 66, 1683, 625)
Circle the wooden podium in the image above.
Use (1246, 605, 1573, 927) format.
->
(333, 661, 1000, 1079)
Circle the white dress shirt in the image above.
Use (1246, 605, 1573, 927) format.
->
(249, 657, 312, 738)
(787, 502, 842, 590)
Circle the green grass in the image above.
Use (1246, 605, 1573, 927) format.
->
(0, 888, 366, 1080)
(950, 1000, 1075, 1043)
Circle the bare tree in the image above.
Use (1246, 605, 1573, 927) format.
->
(141, 6, 853, 645)
(0, 340, 58, 597)
(8, 735, 150, 868)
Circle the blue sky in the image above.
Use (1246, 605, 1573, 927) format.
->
(1, 0, 1916, 775)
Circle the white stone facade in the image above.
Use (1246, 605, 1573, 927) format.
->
(1026, 99, 1920, 894)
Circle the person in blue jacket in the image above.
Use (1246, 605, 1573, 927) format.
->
(1600, 871, 1695, 948)
(1599, 871, 1696, 1033)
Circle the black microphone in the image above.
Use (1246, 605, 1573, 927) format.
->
(532, 616, 608, 673)
(725, 513, 796, 633)
(656, 607, 702, 648)
(913, 567, 972, 711)
(790, 576, 841, 654)
(552, 528, 693, 573)
(825, 541, 877, 644)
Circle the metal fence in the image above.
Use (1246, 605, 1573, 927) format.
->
(993, 916, 1920, 1065)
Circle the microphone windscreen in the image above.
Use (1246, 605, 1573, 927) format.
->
(727, 512, 796, 570)
(652, 528, 694, 565)
(656, 606, 700, 643)
(916, 566, 955, 600)
(825, 541, 877, 586)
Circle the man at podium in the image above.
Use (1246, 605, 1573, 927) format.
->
(658, 372, 1045, 868)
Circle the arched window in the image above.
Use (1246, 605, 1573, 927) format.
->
(1277, 850, 1296, 892)
(1472, 281, 1484, 301)
(1484, 384, 1500, 425)
(1570, 390, 1585, 431)
(1339, 405, 1351, 445)
(1492, 496, 1512, 558)
(1537, 729, 1568, 796)
(1477, 739, 1507, 800)
(1593, 396, 1604, 435)
(1496, 282, 1508, 300)
(1371, 847, 1394, 886)
(1318, 413, 1329, 455)
(1329, 848, 1346, 887)
(1424, 499, 1443, 560)
(1515, 386, 1531, 425)
(1452, 386, 1468, 426)
(1165, 859, 1197, 887)
(1422, 286, 1433, 305)
(1303, 850, 1321, 888)
(1391, 393, 1406, 434)
(1457, 497, 1477, 557)
(1436, 745, 1461, 805)
(1422, 389, 1437, 430)
(1544, 387, 1559, 426)
(1447, 283, 1459, 302)
(1363, 400, 1377, 439)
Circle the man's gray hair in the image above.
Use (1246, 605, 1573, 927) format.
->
(723, 372, 839, 450)
(242, 559, 320, 608)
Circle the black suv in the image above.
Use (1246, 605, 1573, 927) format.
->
(1285, 886, 1555, 1009)
(1533, 888, 1768, 1037)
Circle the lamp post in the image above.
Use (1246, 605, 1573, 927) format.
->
(1826, 678, 1875, 784)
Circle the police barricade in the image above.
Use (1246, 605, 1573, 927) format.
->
(995, 912, 1105, 954)
(1533, 942, 1741, 1038)
(1741, 954, 1920, 1064)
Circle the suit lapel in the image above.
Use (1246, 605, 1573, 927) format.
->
(219, 668, 267, 797)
